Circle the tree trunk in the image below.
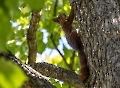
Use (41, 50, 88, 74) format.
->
(71, 0, 120, 87)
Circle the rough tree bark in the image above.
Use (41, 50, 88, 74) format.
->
(70, 0, 120, 87)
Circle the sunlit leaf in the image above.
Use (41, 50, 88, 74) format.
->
(54, 82, 62, 88)
(0, 58, 28, 88)
(51, 55, 62, 64)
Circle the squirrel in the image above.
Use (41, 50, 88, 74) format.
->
(53, 2, 89, 81)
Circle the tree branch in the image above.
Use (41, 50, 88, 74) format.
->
(27, 10, 41, 64)
(0, 52, 85, 88)
(0, 52, 55, 88)
(31, 62, 84, 88)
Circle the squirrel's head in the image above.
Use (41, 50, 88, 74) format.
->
(53, 13, 67, 25)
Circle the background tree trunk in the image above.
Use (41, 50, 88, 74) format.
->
(71, 0, 120, 87)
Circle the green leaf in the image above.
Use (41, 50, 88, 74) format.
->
(24, 0, 45, 10)
(0, 8, 13, 52)
(47, 38, 54, 49)
(63, 46, 73, 58)
(54, 82, 62, 88)
(5, 0, 18, 10)
(38, 41, 46, 54)
(36, 30, 46, 53)
(61, 83, 70, 88)
(51, 55, 62, 64)
(0, 58, 28, 88)
(47, 32, 60, 49)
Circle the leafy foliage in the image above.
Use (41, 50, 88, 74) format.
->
(0, 58, 28, 88)
(0, 0, 79, 87)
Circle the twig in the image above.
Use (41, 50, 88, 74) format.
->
(53, 0, 58, 16)
(60, 37, 76, 70)
(70, 50, 76, 70)
(50, 34, 70, 68)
